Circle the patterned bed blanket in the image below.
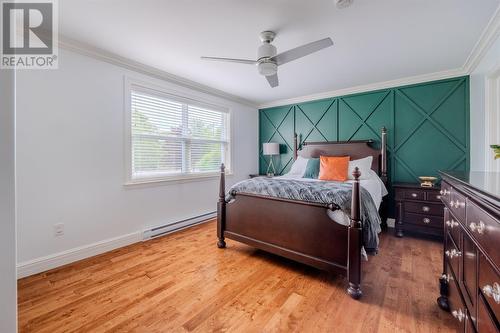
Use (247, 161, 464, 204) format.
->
(226, 177, 381, 252)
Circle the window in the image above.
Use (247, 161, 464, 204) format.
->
(126, 83, 231, 183)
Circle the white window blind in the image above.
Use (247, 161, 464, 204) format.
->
(130, 88, 230, 181)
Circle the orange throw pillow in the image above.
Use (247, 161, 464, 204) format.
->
(318, 156, 350, 181)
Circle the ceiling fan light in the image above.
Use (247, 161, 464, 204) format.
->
(258, 62, 277, 76)
(335, 0, 353, 9)
(258, 43, 277, 60)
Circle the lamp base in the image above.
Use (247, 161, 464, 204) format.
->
(266, 157, 277, 176)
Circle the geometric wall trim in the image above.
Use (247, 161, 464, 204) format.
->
(259, 76, 469, 184)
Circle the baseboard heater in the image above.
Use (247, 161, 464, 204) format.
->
(143, 211, 217, 240)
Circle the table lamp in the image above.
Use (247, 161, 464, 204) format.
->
(263, 142, 280, 176)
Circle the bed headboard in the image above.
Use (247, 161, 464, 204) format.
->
(294, 127, 388, 183)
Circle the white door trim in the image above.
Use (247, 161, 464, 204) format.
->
(485, 65, 500, 172)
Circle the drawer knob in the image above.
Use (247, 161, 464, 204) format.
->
(445, 219, 458, 228)
(411, 193, 418, 198)
(436, 195, 442, 200)
(449, 200, 455, 207)
(440, 189, 450, 196)
(451, 308, 465, 322)
(441, 273, 452, 282)
(454, 201, 465, 209)
(469, 221, 485, 234)
(445, 249, 461, 259)
(422, 206, 430, 212)
(482, 282, 500, 304)
(423, 218, 430, 224)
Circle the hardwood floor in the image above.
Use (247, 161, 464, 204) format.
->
(18, 220, 457, 333)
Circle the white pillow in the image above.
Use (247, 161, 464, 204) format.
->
(287, 156, 309, 176)
(348, 156, 373, 180)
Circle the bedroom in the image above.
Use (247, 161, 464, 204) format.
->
(1, 0, 500, 332)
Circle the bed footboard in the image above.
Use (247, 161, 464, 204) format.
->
(216, 164, 364, 300)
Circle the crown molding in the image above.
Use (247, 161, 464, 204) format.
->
(463, 5, 500, 73)
(57, 36, 258, 108)
(56, 5, 499, 111)
(257, 67, 466, 109)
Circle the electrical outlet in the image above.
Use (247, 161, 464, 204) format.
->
(54, 223, 64, 237)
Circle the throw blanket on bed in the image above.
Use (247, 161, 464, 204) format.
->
(226, 177, 381, 252)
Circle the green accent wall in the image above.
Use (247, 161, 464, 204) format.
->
(259, 76, 470, 183)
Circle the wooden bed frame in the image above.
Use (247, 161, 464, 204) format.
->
(217, 127, 388, 299)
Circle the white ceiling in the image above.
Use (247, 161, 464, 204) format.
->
(60, 0, 499, 105)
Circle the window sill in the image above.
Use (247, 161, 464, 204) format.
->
(124, 172, 233, 187)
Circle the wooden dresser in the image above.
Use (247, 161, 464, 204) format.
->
(394, 183, 444, 238)
(437, 171, 500, 333)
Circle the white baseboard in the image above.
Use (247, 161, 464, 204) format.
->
(17, 213, 217, 279)
(387, 218, 396, 228)
(17, 231, 143, 279)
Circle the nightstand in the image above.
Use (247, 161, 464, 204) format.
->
(249, 174, 272, 178)
(393, 183, 444, 239)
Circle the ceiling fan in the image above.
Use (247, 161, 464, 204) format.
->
(201, 31, 333, 88)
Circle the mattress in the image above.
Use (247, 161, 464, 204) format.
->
(276, 170, 388, 226)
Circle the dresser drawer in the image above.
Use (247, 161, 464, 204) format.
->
(440, 181, 452, 203)
(446, 231, 461, 280)
(404, 212, 442, 229)
(478, 294, 499, 333)
(462, 232, 478, 327)
(479, 254, 500, 324)
(405, 202, 443, 216)
(467, 200, 500, 265)
(466, 316, 476, 333)
(445, 208, 461, 249)
(448, 262, 467, 332)
(449, 189, 466, 222)
(426, 190, 443, 202)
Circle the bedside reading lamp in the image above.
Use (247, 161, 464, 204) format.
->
(263, 142, 280, 176)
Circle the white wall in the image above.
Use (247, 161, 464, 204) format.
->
(0, 69, 18, 331)
(470, 33, 500, 171)
(16, 49, 258, 272)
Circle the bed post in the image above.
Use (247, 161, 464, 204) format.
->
(293, 132, 298, 160)
(379, 127, 389, 229)
(217, 163, 226, 248)
(347, 167, 362, 299)
(380, 127, 388, 184)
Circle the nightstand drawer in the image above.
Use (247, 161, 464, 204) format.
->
(404, 212, 442, 229)
(403, 190, 425, 201)
(425, 191, 443, 202)
(405, 202, 444, 216)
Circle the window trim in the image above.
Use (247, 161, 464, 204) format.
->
(124, 76, 233, 185)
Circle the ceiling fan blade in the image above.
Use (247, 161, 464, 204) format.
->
(270, 38, 333, 66)
(200, 56, 257, 65)
(266, 74, 279, 88)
